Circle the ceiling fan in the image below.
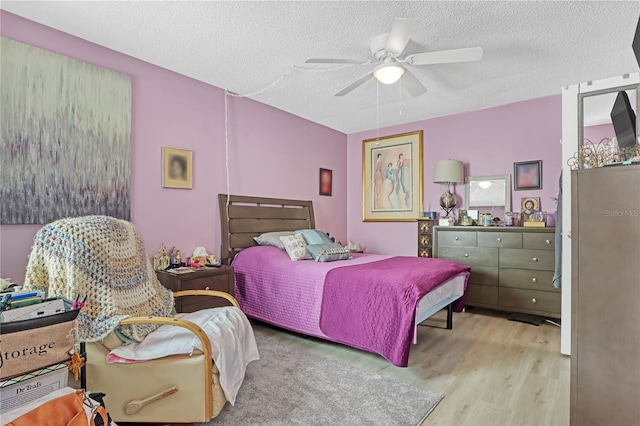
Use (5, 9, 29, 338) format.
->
(305, 18, 483, 97)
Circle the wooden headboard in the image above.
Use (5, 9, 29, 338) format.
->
(218, 194, 315, 263)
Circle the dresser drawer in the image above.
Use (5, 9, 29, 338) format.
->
(523, 233, 555, 250)
(418, 220, 434, 234)
(470, 266, 499, 285)
(499, 287, 561, 315)
(439, 247, 498, 267)
(438, 231, 477, 247)
(499, 248, 554, 271)
(466, 284, 498, 306)
(499, 268, 558, 292)
(478, 232, 522, 249)
(419, 234, 432, 248)
(418, 248, 432, 258)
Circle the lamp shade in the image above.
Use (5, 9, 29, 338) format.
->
(433, 160, 464, 184)
(373, 64, 405, 85)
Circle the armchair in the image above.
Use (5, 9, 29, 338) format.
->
(23, 216, 258, 424)
(86, 290, 239, 423)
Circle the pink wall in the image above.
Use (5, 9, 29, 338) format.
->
(347, 95, 562, 255)
(0, 11, 347, 282)
(584, 123, 616, 143)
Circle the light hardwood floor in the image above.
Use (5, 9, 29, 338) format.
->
(254, 308, 570, 426)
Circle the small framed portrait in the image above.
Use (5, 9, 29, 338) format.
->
(521, 197, 541, 222)
(163, 147, 193, 189)
(319, 168, 332, 196)
(514, 160, 542, 190)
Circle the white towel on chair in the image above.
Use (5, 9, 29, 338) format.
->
(107, 307, 259, 405)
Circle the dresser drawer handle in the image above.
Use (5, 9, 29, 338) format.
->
(204, 286, 210, 290)
(532, 278, 538, 283)
(545, 239, 551, 245)
(496, 238, 502, 242)
(532, 257, 538, 262)
(464, 253, 469, 258)
(532, 298, 537, 303)
(454, 236, 459, 241)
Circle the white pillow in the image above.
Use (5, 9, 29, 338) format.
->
(279, 234, 310, 261)
(253, 231, 293, 250)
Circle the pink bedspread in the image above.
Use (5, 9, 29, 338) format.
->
(232, 246, 390, 338)
(320, 257, 470, 367)
(232, 246, 470, 367)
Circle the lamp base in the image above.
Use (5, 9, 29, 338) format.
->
(439, 190, 457, 217)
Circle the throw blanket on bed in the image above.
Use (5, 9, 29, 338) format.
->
(24, 216, 174, 342)
(320, 257, 470, 367)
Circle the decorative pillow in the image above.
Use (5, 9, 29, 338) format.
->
(307, 243, 353, 262)
(294, 229, 333, 246)
(253, 231, 294, 250)
(279, 234, 310, 261)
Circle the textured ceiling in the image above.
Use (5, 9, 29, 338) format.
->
(2, 1, 640, 133)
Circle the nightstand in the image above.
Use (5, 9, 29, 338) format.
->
(156, 266, 235, 313)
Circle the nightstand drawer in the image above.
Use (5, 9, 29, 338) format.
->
(478, 232, 522, 249)
(499, 248, 554, 271)
(499, 287, 560, 314)
(157, 267, 235, 313)
(438, 231, 477, 247)
(439, 246, 498, 267)
(419, 234, 432, 248)
(523, 233, 555, 250)
(499, 269, 558, 292)
(466, 284, 498, 306)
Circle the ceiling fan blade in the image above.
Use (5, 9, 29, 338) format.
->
(335, 72, 374, 96)
(407, 46, 483, 65)
(385, 18, 417, 55)
(305, 58, 368, 64)
(400, 70, 427, 97)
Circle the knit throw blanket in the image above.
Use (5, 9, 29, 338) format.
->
(24, 216, 174, 342)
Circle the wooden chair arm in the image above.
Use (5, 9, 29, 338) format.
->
(173, 290, 239, 308)
(117, 315, 215, 419)
(117, 316, 212, 360)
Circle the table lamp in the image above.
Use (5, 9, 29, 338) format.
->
(434, 159, 464, 217)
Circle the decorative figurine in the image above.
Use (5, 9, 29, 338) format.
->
(153, 244, 170, 271)
(169, 247, 182, 267)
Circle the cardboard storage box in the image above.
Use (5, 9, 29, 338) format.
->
(0, 307, 79, 380)
(0, 363, 68, 414)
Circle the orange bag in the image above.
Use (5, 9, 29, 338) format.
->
(6, 389, 108, 426)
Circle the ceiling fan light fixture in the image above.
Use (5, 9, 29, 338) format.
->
(373, 64, 405, 85)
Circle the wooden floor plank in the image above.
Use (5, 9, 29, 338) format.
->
(253, 307, 569, 426)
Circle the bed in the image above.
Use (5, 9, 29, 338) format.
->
(218, 194, 470, 367)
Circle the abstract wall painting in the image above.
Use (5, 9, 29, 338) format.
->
(0, 37, 131, 224)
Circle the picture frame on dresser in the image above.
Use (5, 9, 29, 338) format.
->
(362, 130, 423, 222)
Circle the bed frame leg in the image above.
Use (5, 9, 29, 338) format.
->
(446, 303, 453, 330)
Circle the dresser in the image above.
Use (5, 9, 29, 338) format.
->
(433, 226, 559, 318)
(417, 218, 434, 258)
(156, 266, 235, 313)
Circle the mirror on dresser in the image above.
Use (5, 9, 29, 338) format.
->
(578, 84, 639, 169)
(464, 175, 511, 220)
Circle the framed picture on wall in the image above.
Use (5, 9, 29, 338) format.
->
(514, 160, 542, 190)
(362, 130, 423, 221)
(319, 168, 332, 196)
(162, 147, 193, 189)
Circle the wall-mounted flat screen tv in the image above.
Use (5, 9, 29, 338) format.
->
(610, 91, 637, 149)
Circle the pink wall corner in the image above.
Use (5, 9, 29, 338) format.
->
(0, 11, 347, 282)
(347, 95, 563, 256)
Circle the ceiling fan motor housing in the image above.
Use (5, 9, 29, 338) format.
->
(370, 33, 393, 61)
